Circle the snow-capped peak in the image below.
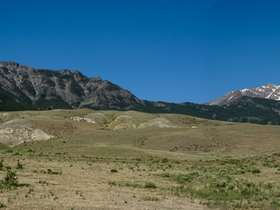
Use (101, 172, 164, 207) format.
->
(206, 83, 280, 106)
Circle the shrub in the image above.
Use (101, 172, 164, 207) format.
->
(124, 183, 142, 188)
(2, 170, 18, 188)
(16, 160, 23, 169)
(250, 167, 261, 174)
(162, 158, 169, 163)
(109, 181, 117, 186)
(27, 149, 35, 153)
(171, 172, 199, 184)
(0, 202, 6, 208)
(158, 173, 170, 178)
(0, 160, 3, 170)
(142, 196, 159, 201)
(47, 169, 61, 175)
(13, 151, 20, 156)
(41, 169, 61, 175)
(270, 200, 280, 208)
(144, 182, 157, 189)
(4, 148, 13, 153)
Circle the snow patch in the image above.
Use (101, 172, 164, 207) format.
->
(256, 87, 265, 92)
(227, 96, 234, 101)
(241, 89, 249, 93)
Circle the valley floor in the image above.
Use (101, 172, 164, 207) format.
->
(0, 151, 280, 209)
(0, 153, 208, 210)
(1, 109, 280, 209)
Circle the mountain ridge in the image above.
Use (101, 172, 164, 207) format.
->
(0, 61, 143, 110)
(206, 83, 280, 106)
(2, 61, 280, 125)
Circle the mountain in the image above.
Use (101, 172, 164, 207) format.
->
(2, 61, 280, 125)
(0, 61, 143, 110)
(206, 83, 280, 106)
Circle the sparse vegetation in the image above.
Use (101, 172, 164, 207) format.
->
(0, 109, 280, 209)
(142, 196, 159, 201)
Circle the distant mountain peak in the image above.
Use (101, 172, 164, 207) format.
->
(206, 83, 280, 105)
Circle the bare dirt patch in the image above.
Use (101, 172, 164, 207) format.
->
(0, 120, 53, 146)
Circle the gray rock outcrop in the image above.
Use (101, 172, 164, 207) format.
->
(0, 61, 144, 110)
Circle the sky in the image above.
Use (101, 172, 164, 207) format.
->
(1, 0, 280, 104)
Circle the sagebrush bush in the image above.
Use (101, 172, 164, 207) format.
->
(2, 170, 18, 188)
(144, 182, 157, 189)
(16, 160, 23, 169)
(0, 160, 3, 171)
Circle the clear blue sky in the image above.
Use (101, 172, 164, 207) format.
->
(1, 0, 280, 104)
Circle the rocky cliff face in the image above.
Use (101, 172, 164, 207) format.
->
(0, 61, 143, 109)
(206, 83, 280, 106)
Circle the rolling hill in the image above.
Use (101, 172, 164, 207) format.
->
(0, 103, 280, 209)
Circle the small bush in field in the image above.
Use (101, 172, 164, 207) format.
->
(2, 170, 18, 188)
(110, 169, 118, 173)
(0, 160, 3, 171)
(16, 160, 23, 169)
(0, 202, 6, 208)
(144, 182, 157, 189)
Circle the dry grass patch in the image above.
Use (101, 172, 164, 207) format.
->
(0, 153, 207, 210)
(2, 109, 280, 208)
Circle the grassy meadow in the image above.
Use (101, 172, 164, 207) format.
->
(0, 109, 280, 209)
